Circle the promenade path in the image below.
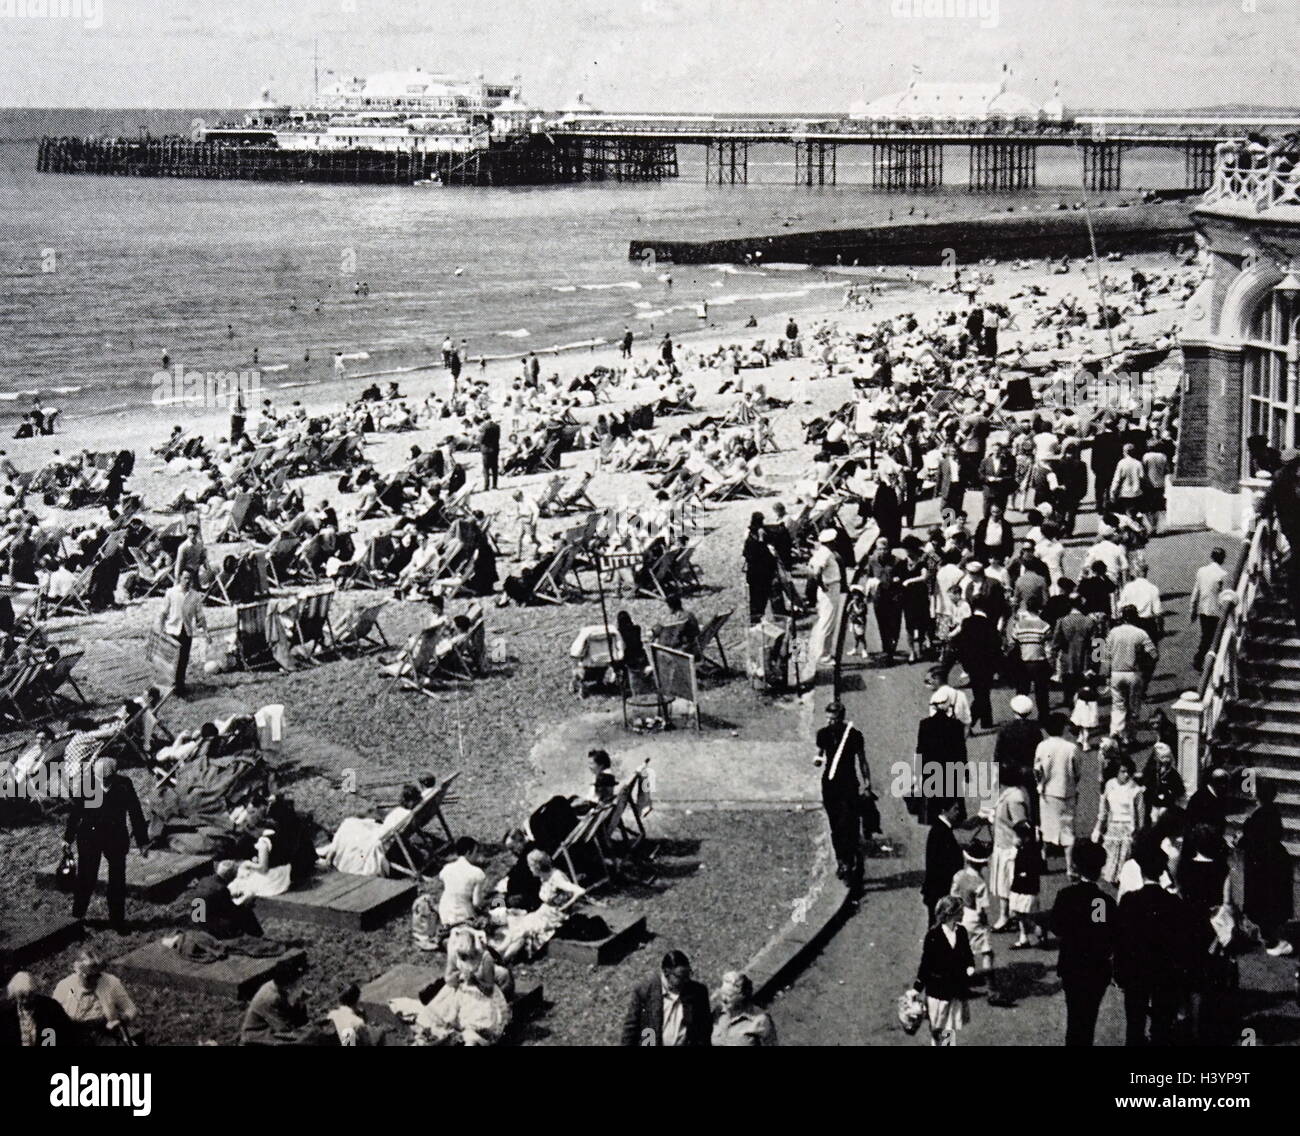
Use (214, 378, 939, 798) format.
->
(773, 513, 1300, 1047)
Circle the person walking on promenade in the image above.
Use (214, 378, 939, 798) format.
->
(922, 800, 965, 926)
(621, 950, 711, 1046)
(1118, 559, 1163, 644)
(1103, 606, 1158, 744)
(1049, 840, 1116, 1046)
(915, 687, 967, 825)
(64, 756, 149, 933)
(1115, 844, 1192, 1046)
(1189, 546, 1228, 671)
(742, 511, 784, 625)
(815, 701, 871, 895)
(990, 765, 1032, 932)
(952, 600, 1001, 731)
(1110, 443, 1149, 523)
(914, 895, 975, 1046)
(1009, 598, 1053, 722)
(1052, 593, 1093, 707)
(478, 414, 500, 491)
(1034, 712, 1081, 877)
(993, 695, 1042, 803)
(806, 529, 846, 671)
(711, 971, 777, 1046)
(1094, 756, 1145, 884)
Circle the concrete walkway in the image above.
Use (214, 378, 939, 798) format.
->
(774, 513, 1300, 1047)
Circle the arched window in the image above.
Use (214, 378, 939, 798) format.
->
(1243, 287, 1298, 469)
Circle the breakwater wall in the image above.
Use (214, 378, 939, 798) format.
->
(630, 200, 1195, 266)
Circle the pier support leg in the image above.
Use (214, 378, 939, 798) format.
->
(1081, 141, 1123, 192)
(1184, 142, 1216, 191)
(872, 142, 943, 191)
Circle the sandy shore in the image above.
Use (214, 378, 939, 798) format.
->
(12, 246, 1192, 531)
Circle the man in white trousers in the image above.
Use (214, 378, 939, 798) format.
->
(807, 529, 846, 672)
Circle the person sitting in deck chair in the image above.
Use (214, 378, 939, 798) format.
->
(653, 593, 702, 660)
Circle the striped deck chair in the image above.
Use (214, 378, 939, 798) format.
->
(0, 663, 43, 725)
(292, 585, 336, 659)
(1, 582, 46, 631)
(234, 601, 270, 671)
(10, 732, 73, 814)
(379, 772, 461, 877)
(333, 599, 390, 654)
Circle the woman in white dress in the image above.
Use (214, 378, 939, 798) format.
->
(496, 851, 586, 962)
(228, 825, 292, 904)
(1092, 756, 1146, 884)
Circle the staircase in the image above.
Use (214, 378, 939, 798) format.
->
(1205, 518, 1300, 855)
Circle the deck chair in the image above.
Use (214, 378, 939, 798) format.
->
(128, 546, 172, 601)
(8, 732, 72, 814)
(384, 627, 444, 697)
(235, 600, 295, 672)
(635, 546, 684, 601)
(266, 533, 302, 589)
(554, 804, 613, 891)
(380, 772, 461, 878)
(1, 582, 45, 630)
(596, 770, 650, 860)
(292, 585, 336, 659)
(333, 599, 390, 654)
(46, 562, 95, 618)
(557, 470, 597, 514)
(534, 474, 567, 516)
(696, 609, 734, 676)
(216, 492, 255, 542)
(434, 606, 485, 681)
(532, 541, 585, 605)
(31, 650, 90, 714)
(0, 663, 45, 724)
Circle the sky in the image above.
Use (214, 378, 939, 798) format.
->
(0, 0, 1296, 111)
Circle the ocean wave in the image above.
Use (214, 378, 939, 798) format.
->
(0, 390, 40, 401)
(551, 338, 607, 352)
(711, 265, 768, 277)
(498, 328, 531, 339)
(551, 285, 578, 292)
(761, 263, 813, 272)
(580, 281, 643, 291)
(261, 364, 289, 373)
(635, 309, 667, 320)
(50, 385, 83, 394)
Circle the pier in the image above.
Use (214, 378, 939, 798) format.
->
(37, 110, 1300, 192)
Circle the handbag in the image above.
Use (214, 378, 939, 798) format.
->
(55, 846, 77, 893)
(897, 987, 926, 1035)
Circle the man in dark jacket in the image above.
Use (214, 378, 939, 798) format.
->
(621, 950, 711, 1046)
(953, 602, 1002, 730)
(916, 688, 967, 824)
(815, 701, 872, 894)
(1, 972, 74, 1047)
(978, 445, 1018, 516)
(63, 755, 149, 932)
(1050, 840, 1116, 1045)
(921, 800, 965, 923)
(994, 696, 1043, 790)
(1115, 845, 1194, 1046)
(1185, 766, 1230, 839)
(478, 416, 500, 491)
(742, 511, 785, 625)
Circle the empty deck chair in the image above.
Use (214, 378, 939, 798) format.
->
(695, 609, 734, 677)
(532, 541, 585, 605)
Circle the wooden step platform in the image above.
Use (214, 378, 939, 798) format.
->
(358, 962, 543, 1041)
(254, 871, 416, 931)
(548, 908, 647, 965)
(112, 941, 307, 1000)
(0, 915, 83, 968)
(36, 850, 212, 903)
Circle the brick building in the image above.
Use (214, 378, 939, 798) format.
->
(1172, 138, 1300, 533)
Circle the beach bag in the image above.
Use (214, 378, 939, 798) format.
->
(897, 988, 926, 1035)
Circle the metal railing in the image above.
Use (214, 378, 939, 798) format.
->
(1196, 507, 1276, 759)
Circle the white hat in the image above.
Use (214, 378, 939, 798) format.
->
(930, 686, 954, 708)
(1009, 694, 1034, 716)
(965, 560, 984, 573)
(818, 528, 838, 545)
